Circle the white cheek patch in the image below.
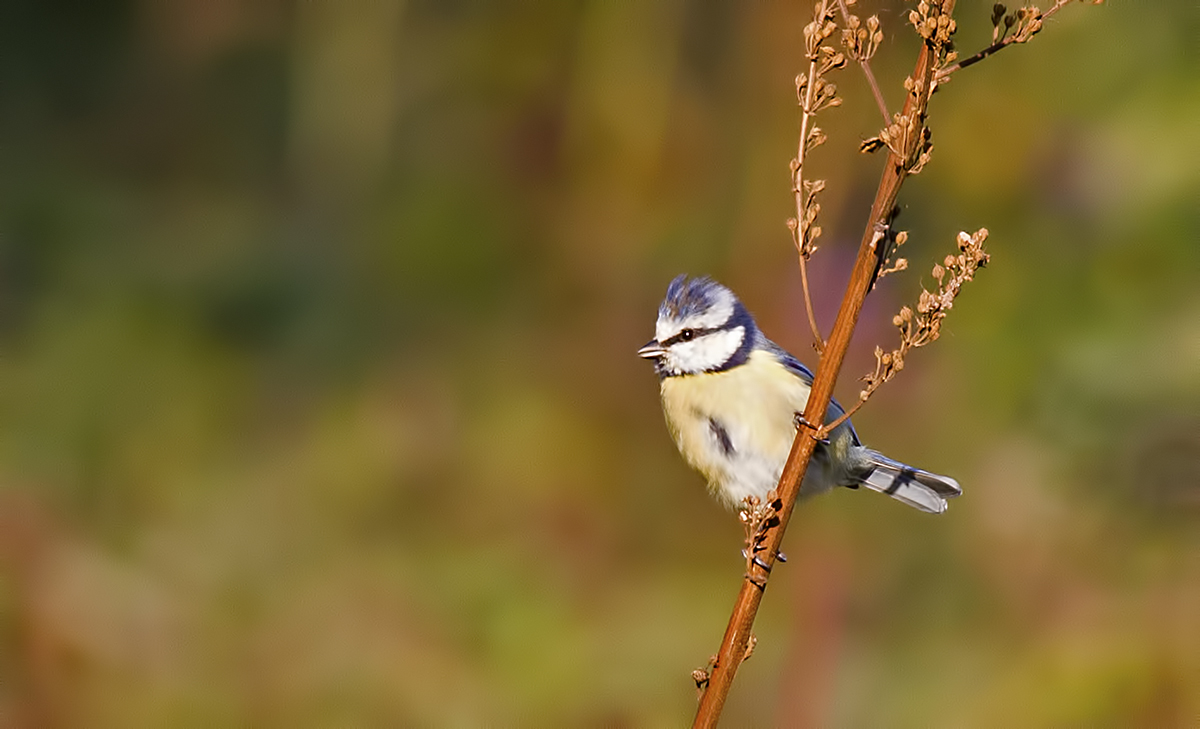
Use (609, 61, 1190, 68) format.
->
(666, 326, 745, 373)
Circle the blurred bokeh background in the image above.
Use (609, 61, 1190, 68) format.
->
(0, 0, 1196, 726)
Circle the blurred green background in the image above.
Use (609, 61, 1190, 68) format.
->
(0, 1, 1196, 726)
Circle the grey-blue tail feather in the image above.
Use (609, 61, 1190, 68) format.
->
(855, 451, 962, 514)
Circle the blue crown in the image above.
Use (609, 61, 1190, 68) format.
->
(659, 275, 732, 320)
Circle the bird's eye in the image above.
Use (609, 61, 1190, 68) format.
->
(680, 329, 695, 341)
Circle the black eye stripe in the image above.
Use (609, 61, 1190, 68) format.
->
(661, 327, 722, 347)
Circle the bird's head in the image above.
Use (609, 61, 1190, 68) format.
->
(638, 275, 757, 377)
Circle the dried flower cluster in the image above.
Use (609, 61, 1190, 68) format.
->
(821, 228, 990, 437)
(910, 0, 959, 46)
(837, 0, 890, 121)
(864, 229, 990, 400)
(875, 229, 910, 283)
(992, 2, 1059, 46)
(788, 0, 847, 351)
(842, 12, 883, 63)
(939, 0, 1101, 79)
(860, 0, 957, 174)
(789, 1, 844, 261)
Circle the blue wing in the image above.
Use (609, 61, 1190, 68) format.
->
(762, 338, 862, 446)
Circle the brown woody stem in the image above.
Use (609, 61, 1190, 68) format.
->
(690, 3, 955, 725)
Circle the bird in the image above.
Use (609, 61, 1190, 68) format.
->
(638, 275, 961, 514)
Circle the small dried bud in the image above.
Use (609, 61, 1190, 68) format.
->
(932, 263, 945, 279)
(786, 217, 798, 232)
(860, 137, 885, 153)
(917, 290, 934, 313)
(895, 231, 909, 246)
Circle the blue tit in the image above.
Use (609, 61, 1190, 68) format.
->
(638, 275, 961, 514)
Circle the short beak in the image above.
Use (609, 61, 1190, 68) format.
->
(637, 339, 664, 359)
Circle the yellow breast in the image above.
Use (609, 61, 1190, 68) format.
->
(659, 350, 812, 505)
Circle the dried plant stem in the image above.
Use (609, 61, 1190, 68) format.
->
(798, 253, 822, 354)
(938, 0, 1075, 77)
(821, 387, 869, 437)
(835, 0, 890, 123)
(691, 5, 956, 727)
(792, 1, 831, 353)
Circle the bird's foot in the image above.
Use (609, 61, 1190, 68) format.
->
(793, 414, 830, 444)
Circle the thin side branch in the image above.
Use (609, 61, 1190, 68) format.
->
(798, 254, 822, 353)
(938, 0, 1082, 78)
(821, 228, 990, 437)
